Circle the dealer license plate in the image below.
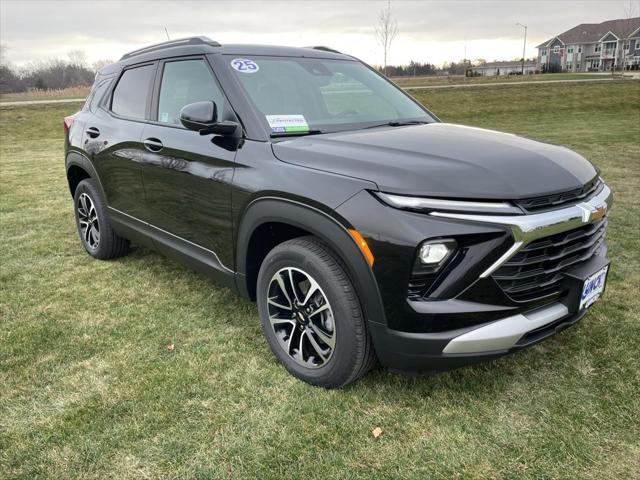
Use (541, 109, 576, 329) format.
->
(580, 265, 609, 311)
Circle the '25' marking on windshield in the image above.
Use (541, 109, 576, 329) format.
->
(231, 59, 259, 72)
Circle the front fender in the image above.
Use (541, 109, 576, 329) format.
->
(234, 196, 387, 326)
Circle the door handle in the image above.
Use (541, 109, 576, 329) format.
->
(86, 126, 100, 138)
(143, 138, 163, 152)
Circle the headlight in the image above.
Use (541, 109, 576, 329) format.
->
(375, 192, 522, 215)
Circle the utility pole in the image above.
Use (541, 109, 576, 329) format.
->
(516, 23, 527, 75)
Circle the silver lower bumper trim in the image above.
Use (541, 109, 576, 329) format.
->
(442, 302, 569, 354)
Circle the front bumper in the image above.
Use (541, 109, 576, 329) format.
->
(369, 243, 609, 371)
(369, 304, 590, 372)
(336, 184, 612, 372)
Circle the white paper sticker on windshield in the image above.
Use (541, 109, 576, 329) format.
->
(231, 58, 259, 73)
(266, 114, 309, 133)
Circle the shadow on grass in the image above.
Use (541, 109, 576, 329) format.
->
(104, 243, 580, 401)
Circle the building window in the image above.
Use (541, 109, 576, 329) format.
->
(595, 44, 601, 52)
(567, 47, 574, 54)
(624, 42, 630, 51)
(576, 63, 580, 69)
(540, 48, 546, 56)
(578, 46, 582, 53)
(553, 46, 560, 53)
(603, 42, 616, 53)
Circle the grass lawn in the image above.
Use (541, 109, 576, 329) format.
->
(1, 81, 639, 479)
(391, 72, 625, 88)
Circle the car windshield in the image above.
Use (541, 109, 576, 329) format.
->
(226, 55, 433, 135)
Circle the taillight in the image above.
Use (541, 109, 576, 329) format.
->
(63, 113, 78, 136)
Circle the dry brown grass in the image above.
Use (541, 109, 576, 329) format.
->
(0, 86, 90, 102)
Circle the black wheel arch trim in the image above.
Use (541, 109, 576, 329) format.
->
(235, 196, 388, 326)
(65, 151, 107, 200)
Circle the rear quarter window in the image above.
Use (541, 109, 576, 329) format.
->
(111, 64, 154, 119)
(84, 78, 112, 112)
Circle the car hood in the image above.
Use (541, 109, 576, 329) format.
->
(271, 123, 597, 199)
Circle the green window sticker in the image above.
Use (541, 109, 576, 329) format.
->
(266, 114, 309, 133)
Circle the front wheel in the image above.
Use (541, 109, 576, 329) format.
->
(257, 237, 375, 388)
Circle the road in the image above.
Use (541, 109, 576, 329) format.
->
(402, 77, 626, 90)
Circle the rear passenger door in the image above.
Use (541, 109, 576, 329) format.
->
(139, 57, 237, 266)
(88, 62, 155, 219)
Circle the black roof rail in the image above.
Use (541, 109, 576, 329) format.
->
(120, 36, 221, 60)
(306, 46, 342, 54)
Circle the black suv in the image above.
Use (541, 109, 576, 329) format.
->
(65, 37, 612, 387)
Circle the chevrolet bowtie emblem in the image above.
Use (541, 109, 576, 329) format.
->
(590, 205, 607, 222)
(578, 203, 607, 223)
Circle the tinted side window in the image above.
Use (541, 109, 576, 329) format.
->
(157, 59, 224, 125)
(89, 79, 112, 112)
(111, 64, 154, 119)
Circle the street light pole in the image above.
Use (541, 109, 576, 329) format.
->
(516, 23, 527, 75)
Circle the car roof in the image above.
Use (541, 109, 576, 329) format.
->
(98, 37, 354, 76)
(219, 44, 349, 58)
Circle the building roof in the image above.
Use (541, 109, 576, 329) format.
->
(472, 60, 537, 69)
(536, 17, 640, 48)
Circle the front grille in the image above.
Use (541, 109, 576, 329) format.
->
(515, 177, 602, 213)
(493, 217, 608, 302)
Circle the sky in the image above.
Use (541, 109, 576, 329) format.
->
(0, 0, 635, 68)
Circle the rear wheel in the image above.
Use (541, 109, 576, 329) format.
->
(73, 179, 129, 259)
(257, 236, 375, 388)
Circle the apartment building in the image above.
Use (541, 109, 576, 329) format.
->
(537, 17, 640, 72)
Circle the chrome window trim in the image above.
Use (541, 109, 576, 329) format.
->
(430, 183, 612, 278)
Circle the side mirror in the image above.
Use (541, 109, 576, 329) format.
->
(180, 101, 238, 136)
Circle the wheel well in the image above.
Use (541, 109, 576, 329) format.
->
(245, 222, 311, 300)
(67, 165, 91, 196)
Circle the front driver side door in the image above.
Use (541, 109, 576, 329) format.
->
(139, 57, 237, 270)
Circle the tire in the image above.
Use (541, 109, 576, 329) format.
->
(73, 178, 129, 260)
(257, 236, 376, 388)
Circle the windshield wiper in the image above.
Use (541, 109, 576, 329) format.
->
(270, 129, 324, 138)
(361, 120, 430, 130)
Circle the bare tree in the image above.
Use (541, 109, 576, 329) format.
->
(92, 59, 114, 72)
(620, 0, 637, 72)
(0, 43, 8, 65)
(67, 50, 87, 68)
(375, 0, 398, 76)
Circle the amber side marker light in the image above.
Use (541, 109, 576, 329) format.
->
(348, 228, 374, 267)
